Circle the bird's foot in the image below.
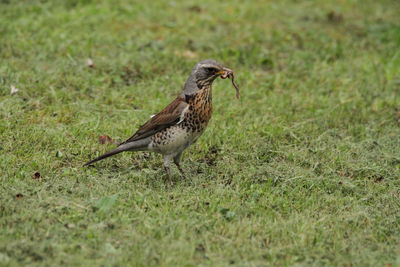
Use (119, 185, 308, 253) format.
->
(163, 166, 174, 185)
(176, 164, 186, 179)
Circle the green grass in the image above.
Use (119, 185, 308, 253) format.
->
(1, 0, 400, 265)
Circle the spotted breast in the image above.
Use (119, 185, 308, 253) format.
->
(149, 84, 213, 155)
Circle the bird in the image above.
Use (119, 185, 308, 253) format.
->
(84, 59, 239, 177)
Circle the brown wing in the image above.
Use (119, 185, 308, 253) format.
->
(120, 96, 189, 144)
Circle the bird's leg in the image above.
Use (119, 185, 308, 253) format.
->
(163, 155, 173, 183)
(173, 152, 185, 178)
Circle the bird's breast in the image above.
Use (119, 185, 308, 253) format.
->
(183, 87, 213, 131)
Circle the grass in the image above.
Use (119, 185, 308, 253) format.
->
(1, 0, 400, 265)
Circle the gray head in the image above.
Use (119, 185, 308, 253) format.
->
(182, 59, 233, 95)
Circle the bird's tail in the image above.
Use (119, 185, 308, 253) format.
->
(83, 139, 149, 166)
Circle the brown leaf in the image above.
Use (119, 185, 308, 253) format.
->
(99, 135, 114, 144)
(32, 172, 41, 180)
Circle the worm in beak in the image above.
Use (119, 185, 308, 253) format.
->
(220, 68, 240, 99)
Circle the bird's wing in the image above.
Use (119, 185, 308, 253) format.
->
(120, 96, 189, 144)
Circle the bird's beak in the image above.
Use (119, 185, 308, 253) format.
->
(218, 68, 233, 79)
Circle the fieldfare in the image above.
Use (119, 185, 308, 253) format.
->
(84, 59, 239, 176)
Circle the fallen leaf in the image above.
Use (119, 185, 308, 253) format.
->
(86, 58, 95, 68)
(32, 172, 41, 180)
(99, 135, 114, 144)
(10, 85, 19, 95)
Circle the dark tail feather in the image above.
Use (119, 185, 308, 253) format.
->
(83, 139, 150, 166)
(83, 147, 125, 166)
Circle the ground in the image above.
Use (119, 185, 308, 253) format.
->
(1, 0, 400, 266)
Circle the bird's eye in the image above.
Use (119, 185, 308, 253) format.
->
(206, 67, 217, 73)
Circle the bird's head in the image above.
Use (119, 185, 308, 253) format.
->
(183, 59, 240, 99)
(193, 59, 233, 87)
